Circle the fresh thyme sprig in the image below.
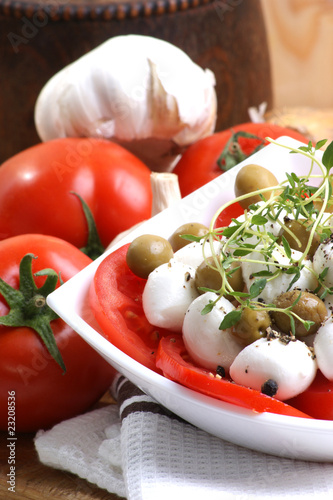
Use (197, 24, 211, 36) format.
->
(199, 138, 333, 335)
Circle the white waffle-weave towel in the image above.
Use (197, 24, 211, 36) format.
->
(35, 374, 333, 500)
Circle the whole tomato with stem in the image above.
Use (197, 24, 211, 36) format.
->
(0, 138, 153, 259)
(173, 122, 309, 197)
(0, 234, 116, 432)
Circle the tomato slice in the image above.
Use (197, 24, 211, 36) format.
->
(90, 243, 171, 373)
(156, 335, 312, 418)
(214, 201, 244, 229)
(286, 371, 333, 420)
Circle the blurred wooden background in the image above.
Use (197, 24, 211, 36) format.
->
(261, 0, 333, 109)
(260, 0, 333, 144)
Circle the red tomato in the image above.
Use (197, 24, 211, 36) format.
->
(156, 336, 311, 418)
(0, 138, 152, 251)
(0, 234, 116, 432)
(173, 122, 309, 197)
(286, 371, 333, 420)
(90, 243, 313, 418)
(214, 201, 244, 229)
(90, 243, 171, 373)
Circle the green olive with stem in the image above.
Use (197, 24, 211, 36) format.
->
(195, 256, 243, 299)
(272, 290, 327, 337)
(279, 218, 320, 259)
(231, 306, 271, 346)
(168, 222, 209, 251)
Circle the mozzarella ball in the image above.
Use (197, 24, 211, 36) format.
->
(241, 246, 317, 304)
(182, 292, 243, 371)
(322, 212, 333, 232)
(314, 316, 333, 380)
(323, 293, 333, 316)
(229, 335, 317, 400)
(235, 207, 283, 239)
(313, 236, 333, 288)
(173, 239, 221, 270)
(142, 259, 198, 332)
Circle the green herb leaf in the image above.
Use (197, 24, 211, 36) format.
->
(222, 225, 240, 238)
(226, 265, 241, 276)
(233, 248, 254, 257)
(319, 267, 329, 280)
(281, 235, 292, 259)
(201, 302, 215, 315)
(303, 320, 315, 331)
(322, 140, 333, 171)
(231, 291, 251, 298)
(249, 278, 267, 299)
(285, 172, 296, 188)
(252, 215, 268, 226)
(219, 309, 242, 330)
(222, 255, 234, 269)
(252, 270, 273, 277)
(286, 268, 301, 291)
(315, 139, 327, 151)
(180, 234, 203, 243)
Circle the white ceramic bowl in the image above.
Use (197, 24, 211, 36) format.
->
(47, 136, 333, 462)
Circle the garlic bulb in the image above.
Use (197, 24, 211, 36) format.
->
(34, 35, 217, 171)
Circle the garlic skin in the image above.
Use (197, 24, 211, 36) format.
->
(34, 35, 217, 171)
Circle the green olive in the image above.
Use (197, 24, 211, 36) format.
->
(234, 164, 279, 209)
(195, 256, 243, 299)
(225, 260, 244, 299)
(232, 306, 271, 346)
(279, 219, 320, 259)
(168, 222, 209, 252)
(271, 290, 327, 337)
(126, 234, 174, 279)
(195, 256, 222, 293)
(314, 175, 333, 213)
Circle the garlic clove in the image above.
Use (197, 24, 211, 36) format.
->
(150, 171, 181, 216)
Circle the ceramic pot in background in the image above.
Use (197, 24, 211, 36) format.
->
(0, 0, 272, 163)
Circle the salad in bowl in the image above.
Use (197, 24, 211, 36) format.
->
(48, 136, 333, 460)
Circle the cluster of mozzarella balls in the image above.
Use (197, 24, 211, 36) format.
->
(126, 165, 333, 402)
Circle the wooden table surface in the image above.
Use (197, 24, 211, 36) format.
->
(0, 394, 125, 500)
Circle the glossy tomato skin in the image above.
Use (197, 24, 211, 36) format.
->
(0, 138, 152, 248)
(286, 371, 333, 420)
(156, 336, 312, 418)
(90, 244, 171, 373)
(0, 234, 116, 432)
(173, 122, 309, 197)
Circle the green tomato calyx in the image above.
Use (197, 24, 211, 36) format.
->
(71, 191, 105, 260)
(217, 130, 266, 172)
(0, 253, 66, 372)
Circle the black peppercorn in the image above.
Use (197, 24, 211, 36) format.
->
(216, 365, 226, 378)
(261, 379, 278, 397)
